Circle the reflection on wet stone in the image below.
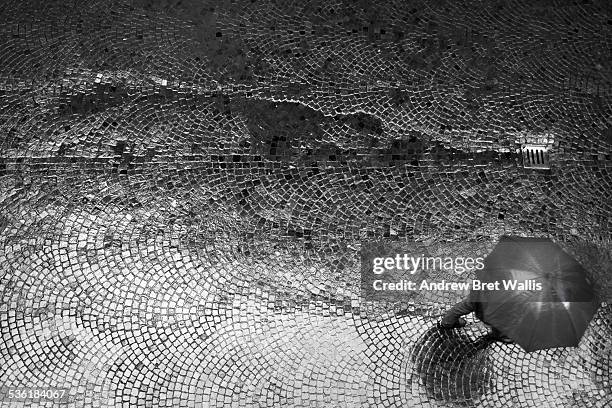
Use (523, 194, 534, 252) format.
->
(0, 0, 610, 407)
(410, 325, 494, 404)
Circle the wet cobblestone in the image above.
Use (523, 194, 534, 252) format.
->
(0, 0, 611, 407)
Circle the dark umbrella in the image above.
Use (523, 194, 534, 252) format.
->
(475, 236, 600, 352)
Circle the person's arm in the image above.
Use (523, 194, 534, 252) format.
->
(440, 298, 476, 328)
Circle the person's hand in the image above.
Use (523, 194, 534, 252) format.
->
(439, 317, 467, 329)
(438, 320, 453, 329)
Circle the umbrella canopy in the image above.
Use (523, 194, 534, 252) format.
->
(474, 236, 600, 352)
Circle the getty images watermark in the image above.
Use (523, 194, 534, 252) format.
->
(360, 241, 542, 301)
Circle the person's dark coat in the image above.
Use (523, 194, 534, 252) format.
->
(441, 291, 485, 328)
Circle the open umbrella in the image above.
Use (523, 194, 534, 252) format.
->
(474, 236, 600, 352)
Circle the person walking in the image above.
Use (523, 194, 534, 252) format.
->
(440, 290, 513, 343)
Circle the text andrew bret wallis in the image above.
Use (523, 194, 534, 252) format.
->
(372, 279, 543, 292)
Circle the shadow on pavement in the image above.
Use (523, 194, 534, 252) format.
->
(410, 324, 495, 405)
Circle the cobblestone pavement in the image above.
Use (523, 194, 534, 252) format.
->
(0, 0, 610, 406)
